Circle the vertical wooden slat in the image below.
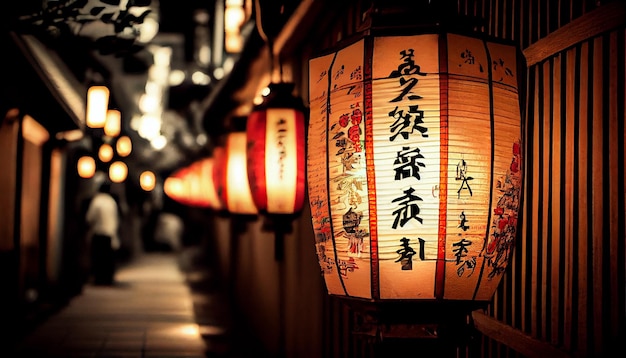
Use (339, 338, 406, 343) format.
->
(527, 64, 539, 337)
(520, 66, 539, 334)
(541, 59, 552, 343)
(607, 30, 619, 339)
(551, 54, 563, 346)
(563, 45, 576, 352)
(591, 35, 604, 353)
(576, 40, 590, 355)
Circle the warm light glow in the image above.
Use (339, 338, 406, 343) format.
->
(86, 86, 109, 128)
(225, 33, 243, 54)
(109, 161, 128, 183)
(140, 171, 156, 191)
(117, 136, 132, 157)
(307, 32, 523, 302)
(164, 176, 186, 202)
(22, 115, 49, 145)
(219, 132, 258, 214)
(247, 83, 306, 215)
(77, 156, 96, 178)
(98, 143, 114, 163)
(104, 109, 121, 137)
(224, 0, 245, 32)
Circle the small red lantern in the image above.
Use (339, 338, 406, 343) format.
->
(246, 82, 306, 215)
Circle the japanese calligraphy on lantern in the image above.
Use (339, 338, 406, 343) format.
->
(308, 40, 373, 298)
(307, 32, 522, 302)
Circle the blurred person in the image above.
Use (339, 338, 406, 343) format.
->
(85, 181, 120, 285)
(153, 212, 184, 252)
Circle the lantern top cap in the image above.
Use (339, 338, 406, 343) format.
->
(359, 0, 485, 35)
(254, 82, 305, 111)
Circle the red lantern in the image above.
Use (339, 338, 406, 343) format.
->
(246, 83, 306, 215)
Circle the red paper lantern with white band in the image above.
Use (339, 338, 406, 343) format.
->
(214, 132, 258, 215)
(246, 83, 306, 215)
(307, 30, 523, 303)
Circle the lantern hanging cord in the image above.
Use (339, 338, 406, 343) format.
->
(254, 0, 284, 82)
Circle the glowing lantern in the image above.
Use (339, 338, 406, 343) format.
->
(246, 83, 306, 215)
(190, 158, 222, 210)
(164, 176, 187, 203)
(77, 156, 96, 178)
(140, 170, 156, 191)
(307, 29, 523, 303)
(214, 132, 258, 215)
(116, 135, 132, 157)
(104, 109, 121, 137)
(86, 85, 109, 128)
(98, 143, 114, 162)
(109, 161, 127, 183)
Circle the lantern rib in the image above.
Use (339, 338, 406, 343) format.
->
(326, 51, 350, 297)
(435, 34, 449, 300)
(472, 38, 498, 301)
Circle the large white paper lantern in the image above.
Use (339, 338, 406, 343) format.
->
(307, 31, 523, 303)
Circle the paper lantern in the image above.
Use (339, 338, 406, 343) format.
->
(86, 85, 109, 128)
(77, 156, 96, 178)
(246, 83, 306, 215)
(109, 161, 127, 183)
(164, 176, 187, 203)
(116, 135, 132, 157)
(214, 133, 258, 215)
(140, 170, 156, 191)
(104, 109, 121, 137)
(193, 158, 222, 210)
(307, 31, 523, 302)
(98, 143, 114, 162)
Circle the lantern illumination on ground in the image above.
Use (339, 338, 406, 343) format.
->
(307, 31, 523, 302)
(246, 83, 306, 215)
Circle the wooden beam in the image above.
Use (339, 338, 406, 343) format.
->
(522, 1, 626, 66)
(472, 310, 571, 358)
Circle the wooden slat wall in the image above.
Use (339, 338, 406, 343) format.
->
(474, 1, 626, 357)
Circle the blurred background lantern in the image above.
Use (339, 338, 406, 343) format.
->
(86, 85, 109, 128)
(215, 129, 258, 215)
(139, 170, 156, 192)
(109, 161, 128, 183)
(307, 2, 524, 309)
(104, 109, 121, 137)
(77, 156, 96, 179)
(166, 158, 222, 209)
(163, 174, 188, 205)
(193, 157, 222, 210)
(98, 143, 114, 163)
(116, 135, 132, 157)
(246, 82, 306, 215)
